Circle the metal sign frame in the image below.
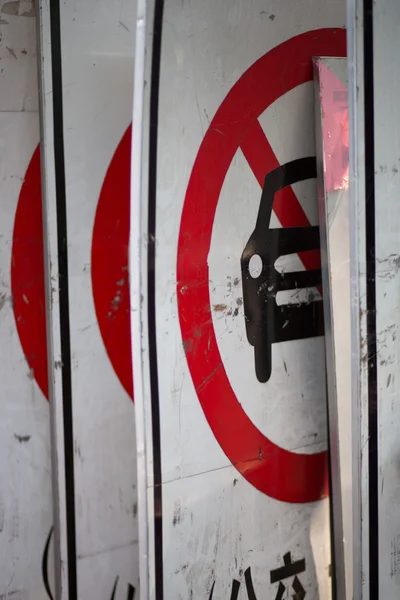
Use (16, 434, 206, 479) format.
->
(314, 56, 351, 600)
(347, 0, 400, 597)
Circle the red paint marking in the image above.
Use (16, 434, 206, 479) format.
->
(92, 126, 133, 400)
(240, 115, 320, 271)
(241, 119, 311, 227)
(11, 146, 48, 399)
(177, 28, 346, 503)
(11, 130, 133, 400)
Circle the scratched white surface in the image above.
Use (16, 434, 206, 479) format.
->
(315, 56, 351, 600)
(38, 0, 140, 596)
(60, 1, 139, 595)
(0, 2, 54, 598)
(136, 0, 346, 598)
(373, 0, 400, 595)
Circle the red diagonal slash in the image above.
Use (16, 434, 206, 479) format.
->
(240, 119, 321, 272)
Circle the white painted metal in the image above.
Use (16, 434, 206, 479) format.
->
(346, 1, 365, 597)
(133, 1, 346, 598)
(37, 0, 71, 595)
(38, 0, 139, 597)
(349, 0, 400, 597)
(0, 2, 54, 597)
(314, 56, 351, 600)
(130, 0, 152, 597)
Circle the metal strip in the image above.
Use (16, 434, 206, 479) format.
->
(48, 3, 78, 595)
(37, 0, 77, 596)
(362, 0, 379, 595)
(148, 0, 165, 596)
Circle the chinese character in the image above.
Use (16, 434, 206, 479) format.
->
(270, 552, 306, 600)
(208, 567, 257, 600)
(110, 576, 135, 600)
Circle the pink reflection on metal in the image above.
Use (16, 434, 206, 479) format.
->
(318, 61, 349, 192)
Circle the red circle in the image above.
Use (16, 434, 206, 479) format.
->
(11, 130, 133, 401)
(92, 125, 133, 400)
(11, 146, 48, 399)
(177, 29, 346, 503)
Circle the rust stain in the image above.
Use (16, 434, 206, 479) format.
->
(2, 1, 36, 16)
(213, 303, 228, 312)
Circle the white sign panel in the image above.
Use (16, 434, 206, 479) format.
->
(0, 2, 54, 598)
(348, 0, 400, 597)
(133, 0, 346, 598)
(37, 0, 139, 597)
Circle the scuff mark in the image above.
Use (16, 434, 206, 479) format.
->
(1, 1, 19, 15)
(183, 338, 193, 354)
(74, 440, 83, 461)
(10, 0, 36, 17)
(6, 46, 17, 59)
(390, 534, 400, 580)
(14, 433, 31, 443)
(172, 501, 182, 526)
(196, 363, 223, 393)
(174, 564, 189, 575)
(111, 290, 122, 311)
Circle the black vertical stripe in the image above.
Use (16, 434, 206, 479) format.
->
(49, 0, 78, 597)
(363, 0, 379, 596)
(148, 0, 165, 598)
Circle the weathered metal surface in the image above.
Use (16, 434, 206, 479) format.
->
(132, 0, 346, 597)
(348, 0, 400, 597)
(314, 56, 351, 600)
(0, 1, 55, 597)
(37, 0, 139, 596)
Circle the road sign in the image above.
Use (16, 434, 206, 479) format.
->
(348, 0, 400, 597)
(178, 29, 346, 503)
(0, 2, 54, 597)
(132, 0, 346, 597)
(36, 0, 138, 596)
